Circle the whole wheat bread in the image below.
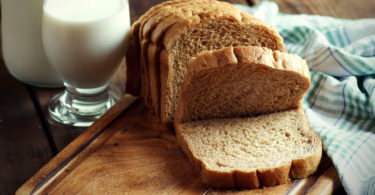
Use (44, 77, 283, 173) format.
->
(174, 46, 321, 188)
(126, 0, 197, 97)
(175, 109, 322, 188)
(129, 0, 234, 113)
(174, 46, 310, 123)
(144, 0, 242, 118)
(139, 0, 216, 114)
(160, 7, 285, 124)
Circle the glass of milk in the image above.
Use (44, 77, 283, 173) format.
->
(42, 0, 131, 127)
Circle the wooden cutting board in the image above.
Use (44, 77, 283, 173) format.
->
(16, 95, 341, 194)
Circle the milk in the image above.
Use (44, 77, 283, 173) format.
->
(1, 0, 62, 87)
(42, 0, 130, 88)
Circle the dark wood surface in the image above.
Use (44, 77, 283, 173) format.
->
(1, 0, 374, 194)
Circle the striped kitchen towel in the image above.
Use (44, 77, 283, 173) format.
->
(238, 1, 375, 195)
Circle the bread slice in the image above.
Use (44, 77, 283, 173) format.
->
(137, 0, 194, 112)
(141, 0, 230, 116)
(144, 0, 241, 119)
(174, 46, 310, 123)
(174, 46, 321, 188)
(138, 0, 226, 114)
(175, 109, 322, 188)
(126, 0, 198, 98)
(160, 9, 285, 124)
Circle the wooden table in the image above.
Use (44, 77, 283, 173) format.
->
(1, 0, 374, 194)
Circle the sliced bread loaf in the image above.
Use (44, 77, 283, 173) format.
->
(135, 0, 232, 113)
(174, 46, 321, 188)
(126, 0, 200, 98)
(144, 0, 242, 118)
(160, 9, 285, 124)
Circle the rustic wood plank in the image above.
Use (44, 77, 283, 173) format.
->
(29, 87, 85, 152)
(29, 59, 126, 151)
(16, 95, 138, 194)
(0, 59, 53, 194)
(257, 0, 375, 18)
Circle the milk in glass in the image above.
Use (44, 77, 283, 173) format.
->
(43, 0, 131, 88)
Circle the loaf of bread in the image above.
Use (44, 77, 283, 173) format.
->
(125, 0, 285, 124)
(126, 0, 197, 105)
(144, 0, 242, 117)
(126, 0, 236, 114)
(160, 6, 285, 124)
(125, 0, 322, 189)
(174, 46, 321, 188)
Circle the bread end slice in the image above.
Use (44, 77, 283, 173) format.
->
(175, 46, 311, 124)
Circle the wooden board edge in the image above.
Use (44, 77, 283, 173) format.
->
(286, 154, 341, 195)
(15, 95, 139, 195)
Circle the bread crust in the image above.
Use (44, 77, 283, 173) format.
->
(146, 1, 242, 121)
(174, 46, 311, 124)
(141, 0, 226, 116)
(160, 49, 171, 124)
(145, 2, 209, 118)
(127, 0, 197, 107)
(139, 0, 204, 40)
(173, 45, 321, 188)
(141, 0, 214, 40)
(290, 129, 323, 178)
(161, 10, 286, 124)
(125, 0, 170, 96)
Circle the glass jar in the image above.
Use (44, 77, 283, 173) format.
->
(1, 0, 62, 87)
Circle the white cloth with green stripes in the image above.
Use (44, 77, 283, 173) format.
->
(237, 1, 375, 195)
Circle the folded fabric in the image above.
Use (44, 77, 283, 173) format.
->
(237, 2, 375, 195)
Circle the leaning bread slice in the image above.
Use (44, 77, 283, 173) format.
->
(174, 46, 321, 188)
(175, 109, 322, 188)
(174, 46, 309, 123)
(160, 10, 285, 124)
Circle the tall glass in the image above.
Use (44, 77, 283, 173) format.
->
(42, 0, 131, 127)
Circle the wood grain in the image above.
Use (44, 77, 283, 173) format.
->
(16, 95, 138, 195)
(17, 96, 338, 194)
(256, 0, 375, 18)
(0, 56, 53, 194)
(29, 59, 126, 152)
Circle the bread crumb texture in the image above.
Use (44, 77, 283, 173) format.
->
(165, 16, 283, 123)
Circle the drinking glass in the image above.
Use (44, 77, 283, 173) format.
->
(42, 0, 131, 127)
